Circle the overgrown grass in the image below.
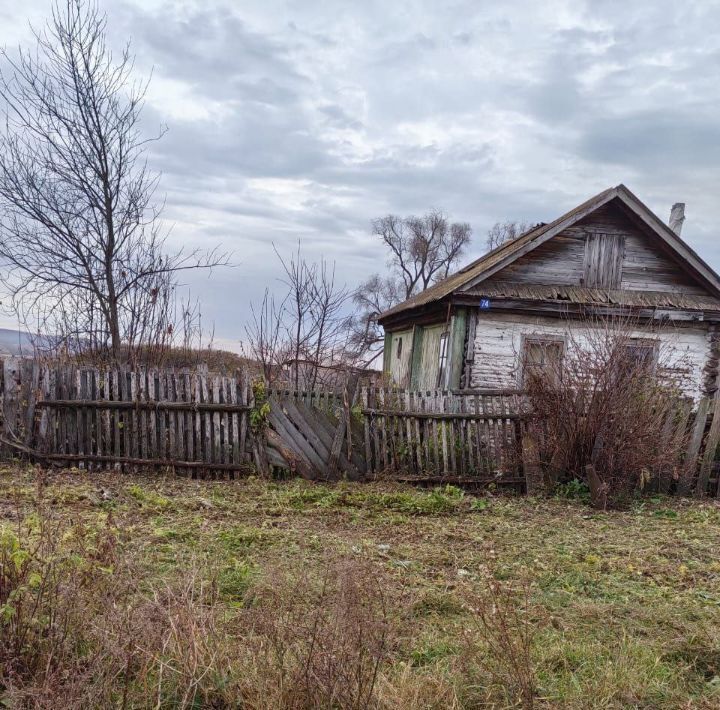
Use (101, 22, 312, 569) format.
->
(1, 466, 719, 708)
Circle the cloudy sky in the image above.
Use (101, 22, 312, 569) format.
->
(1, 0, 719, 351)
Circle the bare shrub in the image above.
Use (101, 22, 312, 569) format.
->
(525, 315, 691, 508)
(456, 570, 537, 709)
(245, 560, 390, 709)
(1, 501, 391, 710)
(0, 509, 124, 708)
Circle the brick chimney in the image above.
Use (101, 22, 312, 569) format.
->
(669, 202, 685, 235)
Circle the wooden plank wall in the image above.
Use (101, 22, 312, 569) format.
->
(0, 361, 254, 478)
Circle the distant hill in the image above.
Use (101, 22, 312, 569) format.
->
(0, 328, 39, 356)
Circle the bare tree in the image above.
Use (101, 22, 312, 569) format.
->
(348, 210, 471, 365)
(485, 221, 533, 252)
(245, 245, 349, 388)
(373, 210, 471, 298)
(244, 289, 287, 384)
(307, 258, 349, 389)
(0, 0, 227, 363)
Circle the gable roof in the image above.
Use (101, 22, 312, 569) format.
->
(378, 184, 720, 323)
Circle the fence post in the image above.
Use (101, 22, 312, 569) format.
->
(521, 429, 543, 495)
(2, 357, 20, 451)
(679, 397, 710, 495)
(697, 394, 720, 495)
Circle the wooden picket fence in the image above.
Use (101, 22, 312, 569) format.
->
(1, 358, 253, 478)
(360, 386, 720, 495)
(361, 387, 527, 486)
(1, 358, 719, 495)
(265, 388, 365, 480)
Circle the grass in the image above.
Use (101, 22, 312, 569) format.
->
(1, 465, 719, 708)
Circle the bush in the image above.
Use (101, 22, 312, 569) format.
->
(526, 316, 691, 509)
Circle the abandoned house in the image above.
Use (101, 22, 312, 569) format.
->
(378, 184, 720, 401)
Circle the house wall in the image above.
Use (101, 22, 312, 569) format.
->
(485, 204, 710, 295)
(467, 311, 712, 400)
(416, 324, 445, 390)
(388, 328, 413, 387)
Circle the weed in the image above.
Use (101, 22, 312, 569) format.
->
(409, 640, 456, 667)
(126, 483, 171, 509)
(554, 479, 591, 503)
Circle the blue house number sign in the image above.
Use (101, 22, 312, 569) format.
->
(479, 298, 491, 310)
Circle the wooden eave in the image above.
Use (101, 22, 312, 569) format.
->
(450, 294, 720, 323)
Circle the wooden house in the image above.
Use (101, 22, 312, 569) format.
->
(377, 185, 720, 400)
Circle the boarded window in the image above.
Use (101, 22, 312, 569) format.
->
(583, 234, 625, 288)
(522, 337, 564, 385)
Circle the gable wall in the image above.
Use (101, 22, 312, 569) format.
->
(482, 204, 709, 295)
(467, 310, 711, 400)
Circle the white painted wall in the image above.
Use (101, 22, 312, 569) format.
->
(468, 312, 711, 400)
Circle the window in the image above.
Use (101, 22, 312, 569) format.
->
(436, 332, 449, 387)
(620, 339, 657, 371)
(396, 337, 403, 359)
(522, 337, 564, 385)
(583, 234, 625, 288)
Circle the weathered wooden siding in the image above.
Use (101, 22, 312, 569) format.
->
(388, 328, 413, 387)
(417, 324, 444, 390)
(468, 311, 711, 400)
(481, 204, 710, 296)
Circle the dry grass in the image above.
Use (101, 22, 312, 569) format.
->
(1, 466, 720, 708)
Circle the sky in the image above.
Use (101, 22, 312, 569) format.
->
(1, 0, 720, 352)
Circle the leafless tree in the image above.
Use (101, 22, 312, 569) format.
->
(373, 210, 471, 298)
(244, 289, 287, 384)
(0, 0, 227, 363)
(245, 245, 349, 388)
(485, 220, 533, 252)
(348, 210, 471, 365)
(307, 258, 349, 389)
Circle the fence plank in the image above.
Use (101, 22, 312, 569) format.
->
(697, 395, 720, 495)
(679, 397, 710, 495)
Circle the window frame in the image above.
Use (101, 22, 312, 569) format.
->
(519, 334, 566, 387)
(619, 337, 659, 372)
(436, 331, 449, 388)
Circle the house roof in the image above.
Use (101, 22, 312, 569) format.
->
(378, 184, 720, 323)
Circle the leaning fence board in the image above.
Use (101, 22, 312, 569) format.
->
(679, 397, 710, 495)
(697, 395, 720, 494)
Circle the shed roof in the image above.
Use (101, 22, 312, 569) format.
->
(378, 185, 720, 323)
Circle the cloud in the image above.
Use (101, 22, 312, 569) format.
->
(0, 0, 719, 340)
